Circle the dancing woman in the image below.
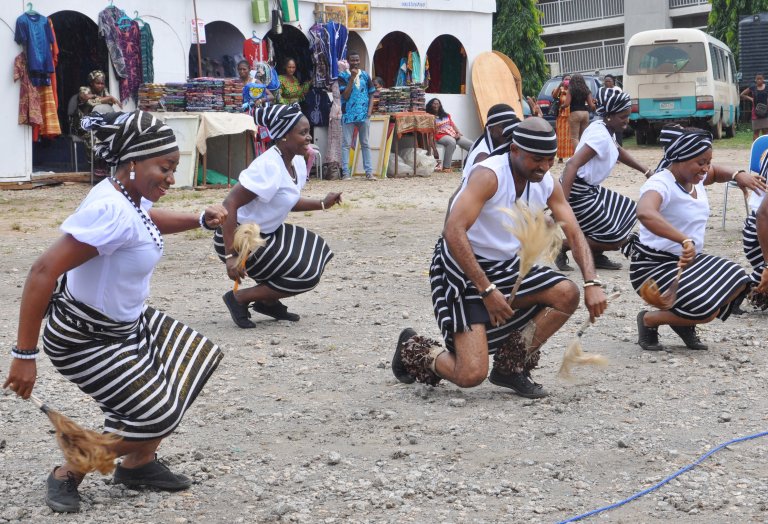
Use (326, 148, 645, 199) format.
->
(559, 87, 652, 271)
(3, 110, 227, 513)
(217, 104, 342, 328)
(624, 128, 751, 351)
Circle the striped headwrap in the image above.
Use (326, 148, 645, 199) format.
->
(661, 127, 713, 168)
(254, 103, 304, 141)
(471, 104, 520, 153)
(654, 124, 685, 172)
(511, 120, 558, 156)
(596, 87, 631, 117)
(81, 110, 178, 166)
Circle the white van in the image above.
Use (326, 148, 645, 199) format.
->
(624, 28, 740, 144)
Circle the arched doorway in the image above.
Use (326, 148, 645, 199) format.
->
(373, 31, 418, 87)
(265, 25, 313, 84)
(425, 35, 466, 94)
(347, 32, 369, 72)
(188, 21, 245, 78)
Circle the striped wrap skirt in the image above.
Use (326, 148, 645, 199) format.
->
(213, 223, 333, 294)
(569, 177, 637, 244)
(742, 212, 764, 284)
(42, 288, 222, 441)
(623, 235, 750, 321)
(429, 237, 568, 354)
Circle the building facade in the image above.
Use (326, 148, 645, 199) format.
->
(539, 0, 710, 77)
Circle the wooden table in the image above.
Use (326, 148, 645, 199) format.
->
(392, 112, 436, 177)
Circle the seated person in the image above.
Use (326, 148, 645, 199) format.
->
(426, 98, 473, 172)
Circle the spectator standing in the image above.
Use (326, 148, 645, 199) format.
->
(339, 51, 376, 180)
(741, 74, 768, 140)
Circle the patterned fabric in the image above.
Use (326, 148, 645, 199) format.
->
(555, 88, 573, 158)
(117, 21, 143, 102)
(254, 104, 304, 141)
(140, 23, 154, 84)
(664, 128, 713, 163)
(308, 24, 330, 89)
(326, 22, 348, 81)
(435, 115, 459, 140)
(338, 70, 375, 124)
(654, 124, 684, 173)
(278, 75, 310, 105)
(394, 112, 435, 138)
(213, 223, 333, 294)
(430, 238, 567, 354)
(624, 237, 749, 321)
(471, 105, 518, 153)
(13, 53, 42, 127)
(37, 85, 61, 137)
(569, 177, 637, 244)
(512, 125, 558, 156)
(325, 81, 343, 170)
(82, 110, 178, 166)
(743, 213, 764, 285)
(43, 288, 222, 441)
(98, 7, 128, 80)
(596, 87, 631, 116)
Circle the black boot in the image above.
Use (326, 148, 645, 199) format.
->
(555, 247, 573, 272)
(670, 325, 708, 350)
(637, 311, 664, 351)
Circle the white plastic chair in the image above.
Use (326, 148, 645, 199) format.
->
(723, 135, 768, 228)
(310, 144, 322, 179)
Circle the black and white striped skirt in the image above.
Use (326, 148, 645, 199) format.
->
(213, 223, 333, 294)
(429, 238, 568, 354)
(742, 212, 763, 285)
(569, 177, 637, 244)
(624, 238, 749, 321)
(42, 288, 222, 441)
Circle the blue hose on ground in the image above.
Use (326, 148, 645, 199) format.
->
(557, 429, 768, 523)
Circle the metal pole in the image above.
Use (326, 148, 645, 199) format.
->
(192, 0, 203, 79)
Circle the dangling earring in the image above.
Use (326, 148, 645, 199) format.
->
(129, 170, 136, 180)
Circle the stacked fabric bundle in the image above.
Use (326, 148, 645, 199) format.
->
(223, 79, 244, 112)
(137, 83, 165, 111)
(378, 87, 411, 113)
(162, 83, 187, 112)
(185, 78, 224, 112)
(409, 85, 426, 112)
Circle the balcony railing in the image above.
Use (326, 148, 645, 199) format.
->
(544, 38, 625, 75)
(669, 0, 709, 8)
(539, 0, 623, 28)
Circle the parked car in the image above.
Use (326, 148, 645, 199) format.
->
(537, 74, 602, 124)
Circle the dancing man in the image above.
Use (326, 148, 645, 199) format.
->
(393, 117, 607, 398)
(3, 110, 226, 512)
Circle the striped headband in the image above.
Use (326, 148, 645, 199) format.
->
(254, 103, 304, 141)
(512, 126, 558, 156)
(596, 87, 631, 117)
(654, 124, 685, 172)
(81, 110, 178, 167)
(471, 105, 519, 153)
(664, 128, 713, 164)
(488, 119, 524, 157)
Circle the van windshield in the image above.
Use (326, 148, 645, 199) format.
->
(626, 42, 707, 75)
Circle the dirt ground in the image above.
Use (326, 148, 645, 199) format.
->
(2, 146, 768, 523)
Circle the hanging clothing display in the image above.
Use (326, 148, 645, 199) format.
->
(281, 0, 300, 22)
(324, 81, 343, 179)
(37, 20, 61, 138)
(15, 11, 56, 87)
(98, 7, 128, 81)
(326, 21, 348, 81)
(243, 36, 272, 66)
(304, 88, 331, 127)
(140, 22, 154, 84)
(98, 6, 143, 102)
(308, 23, 330, 89)
(13, 53, 43, 127)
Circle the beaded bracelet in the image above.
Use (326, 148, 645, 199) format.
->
(11, 345, 39, 360)
(199, 211, 216, 231)
(583, 279, 603, 288)
(681, 238, 695, 247)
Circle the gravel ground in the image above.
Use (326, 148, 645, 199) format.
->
(2, 146, 768, 523)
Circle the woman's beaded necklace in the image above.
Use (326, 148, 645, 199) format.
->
(110, 175, 164, 250)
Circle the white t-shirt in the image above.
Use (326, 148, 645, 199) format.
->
(61, 179, 162, 321)
(638, 169, 709, 255)
(237, 146, 308, 233)
(462, 140, 490, 180)
(748, 185, 766, 213)
(575, 120, 619, 186)
(451, 154, 555, 261)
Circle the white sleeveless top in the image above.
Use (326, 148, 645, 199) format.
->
(237, 146, 308, 234)
(462, 140, 490, 180)
(575, 120, 619, 186)
(451, 154, 555, 261)
(60, 179, 162, 321)
(638, 169, 709, 255)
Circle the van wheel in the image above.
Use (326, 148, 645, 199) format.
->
(712, 119, 723, 140)
(635, 129, 647, 146)
(724, 119, 736, 138)
(646, 128, 658, 145)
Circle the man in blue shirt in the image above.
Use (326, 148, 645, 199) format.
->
(338, 51, 376, 180)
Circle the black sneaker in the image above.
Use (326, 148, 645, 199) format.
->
(593, 253, 623, 270)
(45, 467, 81, 513)
(488, 368, 548, 398)
(392, 328, 417, 384)
(251, 300, 300, 322)
(113, 456, 192, 491)
(670, 325, 708, 350)
(223, 290, 255, 329)
(555, 248, 573, 272)
(637, 311, 664, 351)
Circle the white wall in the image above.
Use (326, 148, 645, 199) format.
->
(0, 0, 494, 180)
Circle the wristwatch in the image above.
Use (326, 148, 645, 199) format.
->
(480, 283, 497, 298)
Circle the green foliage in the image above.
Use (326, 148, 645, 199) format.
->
(708, 0, 768, 65)
(492, 0, 549, 97)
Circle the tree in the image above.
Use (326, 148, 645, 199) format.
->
(492, 0, 549, 97)
(708, 0, 768, 65)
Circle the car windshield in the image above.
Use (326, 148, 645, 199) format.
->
(540, 77, 599, 98)
(626, 42, 707, 75)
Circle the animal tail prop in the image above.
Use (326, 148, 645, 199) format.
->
(501, 202, 562, 304)
(232, 223, 266, 292)
(638, 266, 683, 310)
(558, 292, 620, 379)
(29, 394, 121, 474)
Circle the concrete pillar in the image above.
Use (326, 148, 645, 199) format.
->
(624, 0, 671, 43)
